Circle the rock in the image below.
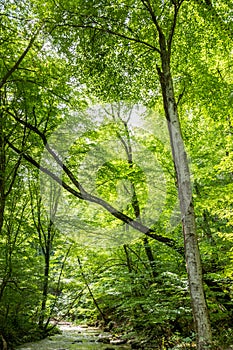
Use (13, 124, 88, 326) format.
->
(104, 321, 116, 331)
(110, 338, 127, 345)
(97, 336, 111, 344)
(127, 339, 143, 349)
(97, 334, 112, 343)
(71, 339, 83, 343)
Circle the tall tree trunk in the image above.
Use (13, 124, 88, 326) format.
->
(0, 94, 7, 303)
(38, 217, 54, 330)
(157, 37, 212, 349)
(118, 118, 157, 281)
(39, 245, 50, 330)
(0, 96, 6, 235)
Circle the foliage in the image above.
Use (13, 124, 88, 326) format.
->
(0, 0, 233, 348)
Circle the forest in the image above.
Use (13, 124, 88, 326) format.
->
(0, 0, 233, 349)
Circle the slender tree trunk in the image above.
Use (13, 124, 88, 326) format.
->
(143, 237, 157, 280)
(157, 38, 212, 349)
(0, 95, 7, 303)
(39, 246, 50, 330)
(38, 217, 54, 330)
(78, 257, 107, 324)
(118, 119, 157, 281)
(0, 101, 6, 235)
(1, 334, 7, 350)
(123, 244, 133, 274)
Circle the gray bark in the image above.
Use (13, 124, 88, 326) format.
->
(157, 40, 212, 348)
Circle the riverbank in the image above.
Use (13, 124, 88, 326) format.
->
(16, 322, 132, 350)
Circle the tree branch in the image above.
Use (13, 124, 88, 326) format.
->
(167, 2, 179, 55)
(0, 25, 42, 89)
(5, 137, 183, 254)
(140, 0, 164, 38)
(54, 22, 161, 54)
(6, 109, 86, 194)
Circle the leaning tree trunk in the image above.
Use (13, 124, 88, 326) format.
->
(157, 37, 212, 349)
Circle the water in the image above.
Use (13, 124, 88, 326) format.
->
(16, 324, 131, 350)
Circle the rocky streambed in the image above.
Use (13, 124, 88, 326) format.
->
(16, 323, 132, 350)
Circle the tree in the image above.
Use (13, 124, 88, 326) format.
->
(29, 181, 61, 331)
(28, 0, 215, 347)
(39, 1, 232, 347)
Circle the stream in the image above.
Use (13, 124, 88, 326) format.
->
(16, 323, 132, 350)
